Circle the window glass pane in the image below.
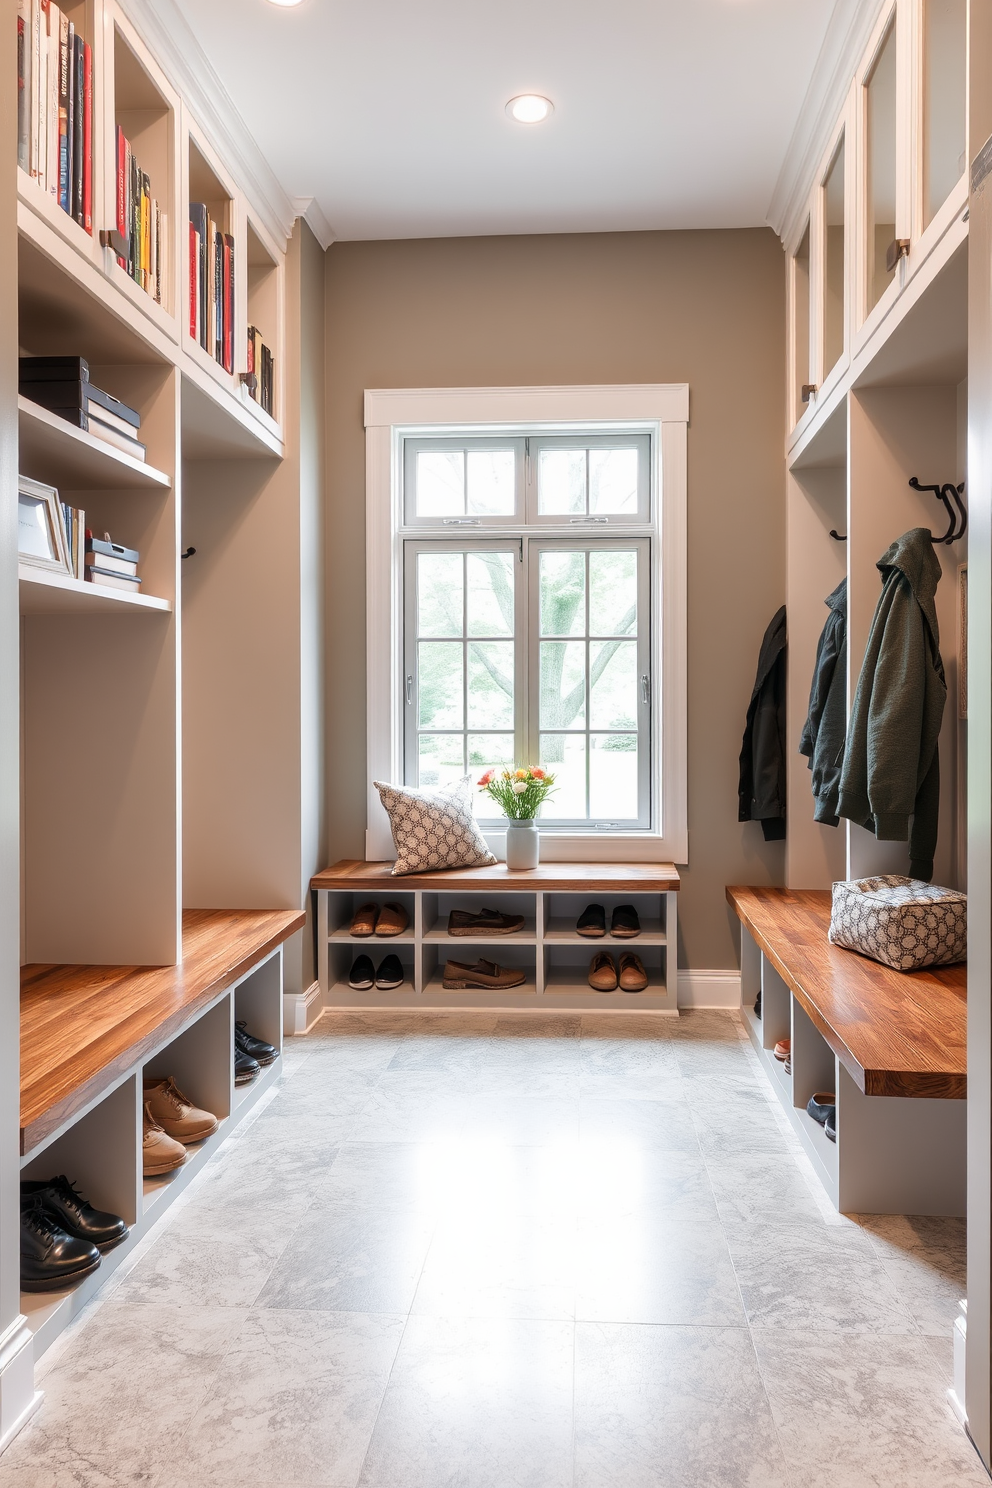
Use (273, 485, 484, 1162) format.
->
(539, 734, 586, 818)
(469, 733, 514, 808)
(419, 733, 465, 789)
(590, 735, 638, 819)
(466, 450, 515, 516)
(540, 550, 585, 636)
(823, 136, 845, 375)
(541, 640, 586, 728)
(418, 552, 463, 636)
(924, 0, 966, 226)
(418, 642, 463, 728)
(417, 451, 464, 517)
(466, 552, 514, 636)
(538, 449, 585, 514)
(589, 449, 638, 514)
(589, 550, 637, 635)
(467, 642, 514, 728)
(866, 24, 897, 313)
(590, 640, 637, 730)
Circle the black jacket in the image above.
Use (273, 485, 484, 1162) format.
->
(799, 579, 847, 827)
(739, 606, 787, 842)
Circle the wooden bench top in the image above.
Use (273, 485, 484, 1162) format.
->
(20, 907, 305, 1155)
(727, 886, 966, 1100)
(312, 858, 680, 893)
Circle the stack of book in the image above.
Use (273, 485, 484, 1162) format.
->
(61, 499, 84, 578)
(189, 204, 234, 372)
(246, 327, 275, 417)
(20, 356, 146, 463)
(16, 1, 93, 234)
(85, 533, 141, 593)
(115, 125, 164, 304)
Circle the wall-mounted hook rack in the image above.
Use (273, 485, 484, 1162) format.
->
(908, 477, 967, 544)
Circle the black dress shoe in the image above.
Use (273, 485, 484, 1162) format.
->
(805, 1092, 835, 1127)
(21, 1176, 128, 1252)
(824, 1105, 837, 1142)
(376, 954, 404, 990)
(349, 953, 375, 990)
(577, 904, 606, 938)
(235, 1021, 278, 1067)
(754, 990, 762, 1019)
(20, 1194, 101, 1292)
(235, 1047, 261, 1086)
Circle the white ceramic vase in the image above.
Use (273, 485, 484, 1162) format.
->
(505, 817, 540, 870)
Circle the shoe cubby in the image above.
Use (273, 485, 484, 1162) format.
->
(327, 891, 417, 943)
(315, 864, 680, 1012)
(233, 955, 284, 1110)
(141, 995, 232, 1212)
(420, 891, 537, 942)
(328, 941, 418, 1000)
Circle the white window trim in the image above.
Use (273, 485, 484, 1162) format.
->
(364, 384, 689, 864)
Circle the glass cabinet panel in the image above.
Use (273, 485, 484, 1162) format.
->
(924, 0, 967, 227)
(793, 221, 811, 423)
(866, 22, 897, 312)
(823, 136, 846, 377)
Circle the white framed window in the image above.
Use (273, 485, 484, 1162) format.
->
(365, 385, 688, 864)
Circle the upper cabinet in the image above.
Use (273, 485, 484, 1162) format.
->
(15, 0, 287, 451)
(787, 0, 970, 443)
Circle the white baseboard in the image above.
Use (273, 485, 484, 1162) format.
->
(677, 970, 742, 1009)
(284, 980, 323, 1036)
(0, 1319, 39, 1457)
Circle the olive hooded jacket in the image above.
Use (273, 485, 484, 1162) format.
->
(837, 528, 946, 881)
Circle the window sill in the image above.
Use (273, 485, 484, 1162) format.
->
(482, 829, 684, 865)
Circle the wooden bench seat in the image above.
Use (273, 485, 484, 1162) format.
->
(727, 886, 966, 1101)
(20, 907, 305, 1154)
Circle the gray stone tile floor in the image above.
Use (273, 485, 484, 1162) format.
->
(0, 1009, 983, 1487)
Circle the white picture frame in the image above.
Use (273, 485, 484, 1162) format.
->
(18, 476, 71, 575)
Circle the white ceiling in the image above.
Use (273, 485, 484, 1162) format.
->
(174, 0, 838, 243)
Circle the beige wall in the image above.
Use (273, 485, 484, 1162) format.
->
(324, 228, 786, 971)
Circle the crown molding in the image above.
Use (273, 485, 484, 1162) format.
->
(768, 0, 885, 250)
(115, 0, 297, 249)
(291, 197, 336, 251)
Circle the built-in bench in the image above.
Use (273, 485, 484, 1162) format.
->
(19, 907, 304, 1358)
(727, 885, 966, 1216)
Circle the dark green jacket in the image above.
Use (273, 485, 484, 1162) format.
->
(799, 578, 847, 827)
(837, 528, 946, 880)
(739, 606, 787, 841)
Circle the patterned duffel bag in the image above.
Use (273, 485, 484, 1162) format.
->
(828, 875, 967, 971)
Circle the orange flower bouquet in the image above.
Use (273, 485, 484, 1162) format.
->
(478, 765, 557, 820)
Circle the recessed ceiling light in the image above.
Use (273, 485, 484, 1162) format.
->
(506, 95, 553, 124)
(266, 0, 304, 7)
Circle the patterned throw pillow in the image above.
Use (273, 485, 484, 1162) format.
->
(373, 777, 497, 876)
(828, 875, 966, 971)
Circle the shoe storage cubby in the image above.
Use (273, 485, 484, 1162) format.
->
(18, 931, 293, 1362)
(314, 863, 680, 1013)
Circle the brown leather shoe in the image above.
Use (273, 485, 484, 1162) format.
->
(142, 1102, 188, 1176)
(442, 958, 527, 989)
(375, 902, 409, 936)
(618, 951, 648, 992)
(447, 908, 525, 936)
(350, 902, 379, 936)
(143, 1077, 219, 1144)
(588, 951, 618, 991)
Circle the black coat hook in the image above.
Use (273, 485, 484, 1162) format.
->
(181, 547, 196, 560)
(829, 529, 847, 541)
(909, 477, 967, 544)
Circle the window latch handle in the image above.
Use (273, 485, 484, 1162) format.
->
(640, 674, 650, 705)
(442, 518, 481, 526)
(569, 516, 609, 524)
(406, 674, 414, 705)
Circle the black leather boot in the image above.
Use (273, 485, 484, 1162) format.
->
(21, 1176, 129, 1252)
(20, 1194, 101, 1292)
(235, 1021, 277, 1067)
